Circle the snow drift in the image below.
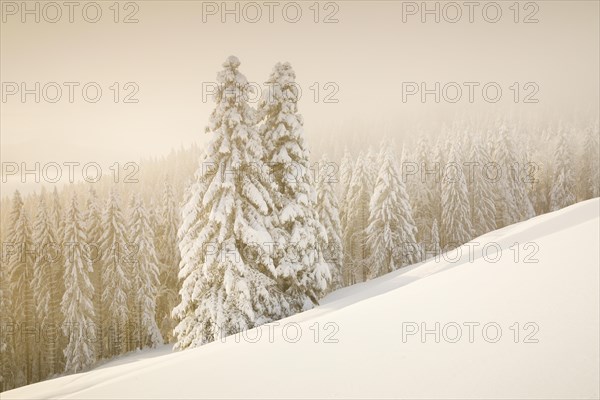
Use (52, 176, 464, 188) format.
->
(4, 199, 599, 399)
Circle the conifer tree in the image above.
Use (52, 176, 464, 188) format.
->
(99, 188, 130, 356)
(156, 180, 180, 343)
(174, 56, 286, 349)
(258, 61, 330, 311)
(366, 146, 419, 278)
(85, 187, 103, 359)
(428, 142, 444, 233)
(530, 128, 553, 215)
(338, 149, 354, 205)
(61, 194, 96, 373)
(579, 124, 600, 200)
(550, 130, 576, 211)
(338, 149, 354, 284)
(343, 153, 374, 284)
(31, 191, 61, 378)
(469, 139, 497, 237)
(51, 187, 64, 243)
(128, 195, 163, 348)
(7, 191, 34, 385)
(315, 155, 343, 290)
(430, 218, 441, 259)
(493, 126, 535, 225)
(492, 127, 520, 227)
(0, 196, 17, 390)
(410, 137, 434, 244)
(441, 145, 473, 249)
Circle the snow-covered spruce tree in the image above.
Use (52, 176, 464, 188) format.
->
(366, 145, 418, 278)
(0, 195, 18, 390)
(0, 261, 17, 391)
(51, 187, 64, 243)
(61, 194, 96, 373)
(343, 152, 374, 284)
(85, 187, 104, 359)
(155, 179, 181, 343)
(7, 191, 34, 385)
(492, 127, 521, 228)
(366, 147, 379, 180)
(338, 149, 354, 284)
(441, 145, 473, 249)
(579, 123, 599, 200)
(530, 128, 554, 215)
(494, 126, 535, 224)
(258, 61, 330, 312)
(429, 218, 441, 258)
(128, 194, 163, 348)
(410, 137, 434, 245)
(174, 56, 286, 349)
(338, 149, 354, 204)
(428, 141, 444, 232)
(524, 130, 549, 215)
(513, 134, 536, 221)
(550, 130, 576, 211)
(99, 188, 130, 356)
(365, 148, 379, 206)
(315, 155, 343, 290)
(50, 186, 67, 370)
(31, 190, 62, 379)
(468, 138, 497, 237)
(148, 198, 159, 235)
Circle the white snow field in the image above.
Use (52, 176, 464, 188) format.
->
(4, 199, 599, 399)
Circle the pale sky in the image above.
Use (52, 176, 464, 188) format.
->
(1, 0, 599, 194)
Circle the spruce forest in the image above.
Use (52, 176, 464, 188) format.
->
(1, 57, 599, 392)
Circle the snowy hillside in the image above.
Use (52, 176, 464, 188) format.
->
(4, 199, 599, 400)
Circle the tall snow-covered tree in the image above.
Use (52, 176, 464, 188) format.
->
(0, 195, 19, 390)
(174, 56, 286, 349)
(343, 152, 374, 284)
(51, 187, 64, 243)
(524, 129, 551, 215)
(7, 191, 34, 385)
(441, 145, 473, 249)
(338, 149, 354, 206)
(315, 155, 343, 290)
(366, 146, 419, 278)
(550, 130, 576, 211)
(469, 138, 497, 237)
(429, 218, 441, 259)
(513, 135, 536, 221)
(155, 179, 181, 343)
(365, 147, 379, 183)
(338, 149, 354, 283)
(0, 260, 17, 391)
(85, 187, 104, 359)
(99, 188, 130, 356)
(410, 137, 435, 245)
(492, 127, 520, 227)
(427, 141, 444, 233)
(493, 126, 535, 225)
(61, 194, 96, 373)
(578, 123, 600, 200)
(31, 190, 62, 379)
(258, 61, 330, 311)
(128, 195, 163, 348)
(532, 128, 554, 215)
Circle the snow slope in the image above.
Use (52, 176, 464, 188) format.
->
(4, 199, 599, 399)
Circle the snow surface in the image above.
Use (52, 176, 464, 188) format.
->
(4, 199, 599, 399)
